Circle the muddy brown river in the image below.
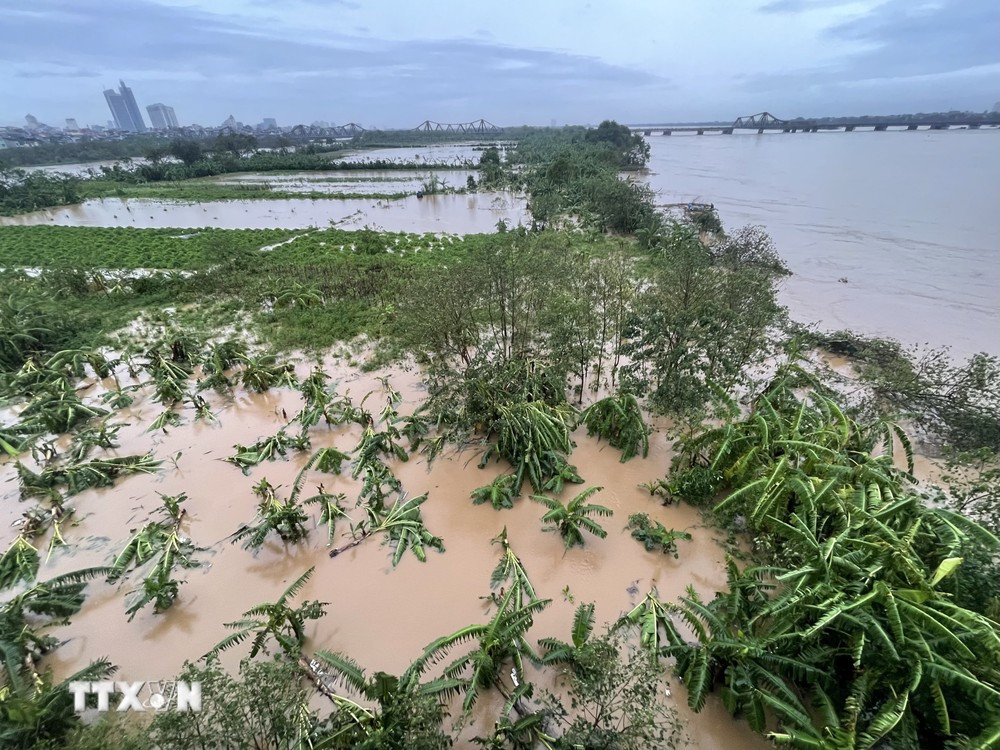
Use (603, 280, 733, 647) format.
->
(1, 357, 769, 747)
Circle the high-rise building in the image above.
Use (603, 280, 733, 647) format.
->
(261, 118, 278, 130)
(147, 103, 179, 129)
(65, 118, 80, 131)
(103, 80, 146, 132)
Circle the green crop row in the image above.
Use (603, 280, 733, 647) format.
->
(0, 226, 302, 270)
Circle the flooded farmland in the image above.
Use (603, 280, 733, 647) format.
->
(0, 356, 767, 748)
(0, 192, 530, 232)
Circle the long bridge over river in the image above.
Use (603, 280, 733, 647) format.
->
(630, 111, 1000, 135)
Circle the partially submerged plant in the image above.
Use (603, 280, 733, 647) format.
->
(209, 567, 327, 659)
(329, 492, 444, 566)
(530, 486, 613, 548)
(16, 452, 161, 500)
(471, 473, 519, 510)
(581, 391, 650, 462)
(227, 429, 309, 474)
(232, 478, 310, 548)
(626, 513, 692, 557)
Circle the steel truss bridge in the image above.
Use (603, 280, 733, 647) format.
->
(413, 119, 502, 134)
(631, 111, 1000, 136)
(287, 122, 367, 138)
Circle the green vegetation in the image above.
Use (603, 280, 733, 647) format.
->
(626, 513, 691, 557)
(531, 487, 613, 548)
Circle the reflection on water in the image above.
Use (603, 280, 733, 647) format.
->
(0, 193, 529, 233)
(0, 360, 767, 748)
(639, 130, 1000, 357)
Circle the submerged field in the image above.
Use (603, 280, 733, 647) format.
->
(2, 127, 998, 750)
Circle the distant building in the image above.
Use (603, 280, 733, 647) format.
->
(65, 118, 80, 131)
(147, 103, 179, 129)
(261, 117, 278, 129)
(104, 80, 146, 132)
(24, 114, 41, 130)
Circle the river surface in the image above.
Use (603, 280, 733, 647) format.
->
(641, 130, 1000, 358)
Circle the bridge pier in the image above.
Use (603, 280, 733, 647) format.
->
(874, 125, 887, 131)
(644, 130, 651, 136)
(845, 125, 855, 132)
(663, 129, 671, 135)
(970, 124, 981, 129)
(930, 124, 948, 130)
(907, 124, 917, 130)
(722, 128, 733, 134)
(697, 129, 704, 135)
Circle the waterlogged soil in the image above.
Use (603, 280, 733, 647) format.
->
(0, 193, 530, 233)
(0, 359, 767, 748)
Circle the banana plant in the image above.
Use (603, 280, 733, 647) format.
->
(198, 339, 247, 392)
(479, 400, 578, 493)
(472, 473, 519, 510)
(67, 421, 123, 462)
(581, 391, 650, 461)
(538, 602, 597, 673)
(626, 513, 692, 557)
(238, 353, 297, 392)
(227, 429, 309, 474)
(16, 452, 161, 500)
(1, 567, 112, 695)
(308, 648, 463, 746)
(0, 535, 40, 591)
(209, 567, 326, 659)
(232, 478, 310, 548)
(329, 493, 443, 566)
(530, 486, 613, 548)
(489, 527, 539, 608)
(303, 488, 350, 544)
(108, 492, 200, 581)
(406, 584, 550, 714)
(16, 383, 108, 434)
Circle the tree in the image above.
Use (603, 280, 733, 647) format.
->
(530, 487, 613, 548)
(167, 139, 203, 166)
(621, 224, 783, 415)
(540, 630, 687, 750)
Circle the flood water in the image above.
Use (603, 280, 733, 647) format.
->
(0, 192, 529, 233)
(640, 130, 1000, 358)
(0, 359, 767, 748)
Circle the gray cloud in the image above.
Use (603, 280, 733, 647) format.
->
(737, 0, 1000, 114)
(0, 0, 668, 126)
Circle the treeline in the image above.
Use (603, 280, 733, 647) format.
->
(0, 169, 80, 216)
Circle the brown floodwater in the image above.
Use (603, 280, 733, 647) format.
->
(0, 193, 529, 233)
(640, 131, 1000, 359)
(1, 358, 769, 748)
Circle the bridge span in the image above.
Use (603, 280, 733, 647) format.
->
(630, 111, 1000, 136)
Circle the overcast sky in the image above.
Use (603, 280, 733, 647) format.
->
(3, 0, 998, 128)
